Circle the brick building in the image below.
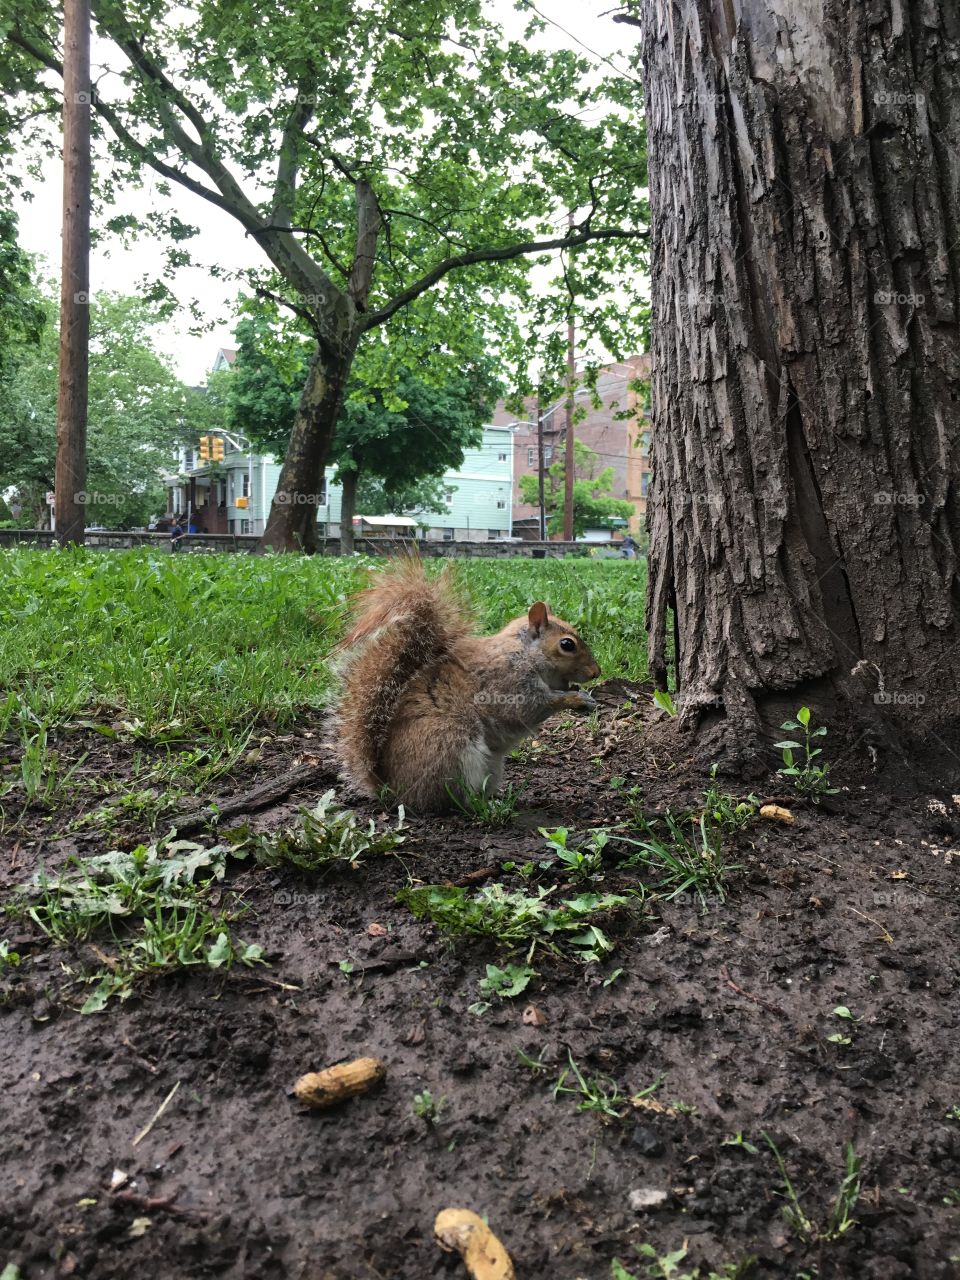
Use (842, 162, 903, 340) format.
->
(490, 354, 651, 537)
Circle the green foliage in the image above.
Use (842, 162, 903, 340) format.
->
(0, 289, 191, 528)
(539, 825, 610, 882)
(5, 833, 262, 1010)
(246, 789, 405, 870)
(619, 807, 743, 907)
(763, 1134, 863, 1244)
(412, 1090, 446, 1124)
(227, 311, 500, 512)
(553, 1050, 625, 1119)
(776, 706, 839, 799)
(397, 881, 633, 962)
(612, 1246, 755, 1279)
(3, 0, 649, 425)
(519, 439, 635, 538)
(449, 780, 524, 826)
(469, 961, 536, 1014)
(0, 209, 45, 376)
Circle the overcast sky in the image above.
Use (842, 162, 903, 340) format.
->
(13, 1, 640, 384)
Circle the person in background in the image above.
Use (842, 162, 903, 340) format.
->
(620, 533, 638, 560)
(170, 517, 185, 552)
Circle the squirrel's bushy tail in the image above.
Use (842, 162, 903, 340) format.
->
(331, 559, 472, 796)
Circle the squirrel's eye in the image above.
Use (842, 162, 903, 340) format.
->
(559, 637, 577, 653)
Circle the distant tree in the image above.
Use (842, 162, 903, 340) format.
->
(227, 313, 499, 550)
(0, 291, 189, 527)
(0, 210, 45, 375)
(520, 439, 634, 540)
(3, 0, 647, 551)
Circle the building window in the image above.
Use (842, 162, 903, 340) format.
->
(641, 472, 651, 497)
(488, 529, 501, 539)
(242, 472, 250, 498)
(496, 499, 506, 509)
(240, 518, 251, 534)
(527, 447, 535, 466)
(498, 452, 508, 462)
(219, 480, 227, 506)
(184, 449, 194, 471)
(442, 528, 454, 541)
(544, 446, 553, 462)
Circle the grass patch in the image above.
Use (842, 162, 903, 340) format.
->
(398, 881, 636, 963)
(242, 790, 406, 871)
(5, 834, 262, 1010)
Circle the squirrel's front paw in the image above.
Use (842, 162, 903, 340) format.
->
(566, 688, 598, 713)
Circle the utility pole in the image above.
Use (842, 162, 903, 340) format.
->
(55, 0, 91, 548)
(563, 211, 576, 542)
(535, 387, 546, 541)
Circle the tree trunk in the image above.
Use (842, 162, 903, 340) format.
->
(260, 339, 355, 553)
(339, 464, 359, 555)
(641, 0, 960, 754)
(55, 0, 91, 548)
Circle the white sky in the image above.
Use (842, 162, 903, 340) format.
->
(13, 1, 641, 384)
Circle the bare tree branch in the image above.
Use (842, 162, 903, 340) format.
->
(362, 224, 648, 331)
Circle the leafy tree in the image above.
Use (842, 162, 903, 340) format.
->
(0, 291, 189, 527)
(520, 440, 634, 540)
(225, 312, 499, 549)
(3, 0, 648, 551)
(0, 210, 45, 375)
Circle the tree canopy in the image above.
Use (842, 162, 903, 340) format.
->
(0, 289, 190, 528)
(519, 438, 634, 539)
(3, 0, 648, 548)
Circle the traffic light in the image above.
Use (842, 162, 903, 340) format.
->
(211, 436, 225, 462)
(198, 435, 211, 461)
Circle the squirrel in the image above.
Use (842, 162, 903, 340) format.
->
(330, 559, 601, 813)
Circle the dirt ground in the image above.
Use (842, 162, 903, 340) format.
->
(2, 682, 959, 1280)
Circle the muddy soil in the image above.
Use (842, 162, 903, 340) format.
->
(1, 684, 959, 1280)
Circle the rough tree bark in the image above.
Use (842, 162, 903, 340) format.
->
(640, 0, 960, 756)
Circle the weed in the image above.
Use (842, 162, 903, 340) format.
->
(553, 1051, 625, 1119)
(0, 939, 21, 970)
(516, 1047, 549, 1075)
(6, 834, 261, 1011)
(613, 1244, 755, 1278)
(776, 706, 839, 799)
(412, 1089, 445, 1124)
(540, 825, 610, 881)
(469, 961, 536, 1014)
(449, 780, 523, 825)
(398, 881, 634, 962)
(247, 790, 405, 871)
(947, 1106, 960, 1122)
(702, 766, 758, 831)
(721, 1132, 759, 1155)
(619, 809, 740, 906)
(763, 1133, 862, 1242)
(651, 689, 676, 717)
(943, 1188, 960, 1207)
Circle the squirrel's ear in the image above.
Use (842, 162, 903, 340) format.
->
(528, 601, 549, 636)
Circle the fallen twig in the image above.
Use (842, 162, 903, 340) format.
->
(719, 963, 785, 1016)
(171, 762, 333, 835)
(132, 1080, 180, 1147)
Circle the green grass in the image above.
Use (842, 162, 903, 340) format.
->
(0, 550, 647, 736)
(0, 550, 648, 830)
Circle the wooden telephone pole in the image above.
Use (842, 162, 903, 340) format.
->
(55, 0, 91, 547)
(563, 211, 575, 542)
